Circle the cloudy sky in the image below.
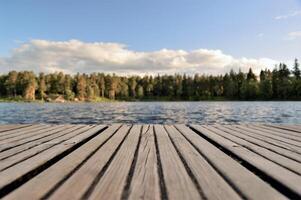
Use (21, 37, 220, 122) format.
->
(0, 0, 300, 75)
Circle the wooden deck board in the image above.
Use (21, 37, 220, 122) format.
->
(0, 124, 300, 199)
(48, 125, 131, 200)
(193, 125, 301, 197)
(210, 125, 301, 175)
(87, 125, 141, 199)
(214, 125, 301, 162)
(257, 124, 301, 138)
(0, 125, 106, 192)
(0, 125, 61, 144)
(165, 125, 241, 200)
(0, 125, 90, 171)
(237, 125, 301, 149)
(179, 124, 287, 200)
(128, 125, 161, 200)
(234, 125, 301, 152)
(0, 124, 50, 141)
(0, 125, 61, 151)
(266, 124, 301, 134)
(252, 124, 301, 142)
(0, 125, 85, 160)
(0, 125, 33, 134)
(154, 125, 201, 200)
(3, 124, 120, 200)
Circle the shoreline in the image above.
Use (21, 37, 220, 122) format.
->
(1, 98, 301, 103)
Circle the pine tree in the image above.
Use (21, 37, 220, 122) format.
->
(38, 73, 46, 100)
(76, 74, 86, 101)
(22, 71, 36, 101)
(247, 68, 256, 81)
(293, 58, 300, 79)
(5, 71, 18, 97)
(129, 77, 137, 98)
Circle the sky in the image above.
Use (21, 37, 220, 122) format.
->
(0, 0, 300, 75)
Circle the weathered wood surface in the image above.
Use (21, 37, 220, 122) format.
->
(0, 124, 300, 199)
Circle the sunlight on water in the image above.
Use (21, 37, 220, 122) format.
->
(0, 102, 300, 124)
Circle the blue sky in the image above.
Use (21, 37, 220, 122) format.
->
(0, 0, 300, 74)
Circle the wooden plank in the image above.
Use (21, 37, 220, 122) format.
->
(0, 125, 88, 171)
(0, 125, 49, 141)
(237, 125, 301, 149)
(0, 125, 59, 145)
(248, 124, 301, 143)
(0, 125, 32, 133)
(242, 124, 301, 147)
(0, 125, 106, 192)
(3, 124, 120, 200)
(128, 125, 161, 200)
(0, 125, 71, 152)
(233, 125, 301, 154)
(2, 124, 300, 199)
(177, 125, 287, 199)
(210, 125, 301, 175)
(261, 124, 301, 138)
(0, 125, 84, 160)
(165, 125, 241, 200)
(237, 125, 301, 150)
(192, 125, 301, 197)
(0, 125, 21, 132)
(267, 124, 301, 134)
(284, 125, 301, 131)
(217, 125, 301, 162)
(48, 125, 131, 199)
(154, 125, 201, 200)
(285, 125, 301, 130)
(87, 125, 142, 200)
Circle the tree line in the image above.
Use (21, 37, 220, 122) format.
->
(0, 59, 300, 101)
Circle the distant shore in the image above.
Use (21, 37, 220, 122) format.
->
(1, 96, 300, 103)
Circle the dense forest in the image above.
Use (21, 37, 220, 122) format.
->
(0, 59, 300, 101)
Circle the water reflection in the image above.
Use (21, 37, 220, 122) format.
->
(0, 101, 300, 124)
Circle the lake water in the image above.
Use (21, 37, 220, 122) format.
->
(0, 102, 300, 124)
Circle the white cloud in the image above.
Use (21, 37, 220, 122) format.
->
(0, 39, 279, 75)
(287, 31, 301, 40)
(275, 10, 301, 20)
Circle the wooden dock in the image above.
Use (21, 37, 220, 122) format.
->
(0, 124, 300, 199)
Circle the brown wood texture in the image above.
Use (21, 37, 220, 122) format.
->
(0, 124, 299, 200)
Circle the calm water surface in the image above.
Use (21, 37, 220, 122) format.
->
(0, 102, 300, 124)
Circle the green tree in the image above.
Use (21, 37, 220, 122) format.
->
(129, 77, 137, 98)
(259, 70, 273, 99)
(38, 73, 46, 100)
(137, 85, 144, 98)
(240, 80, 259, 99)
(277, 63, 292, 99)
(5, 71, 18, 97)
(223, 73, 236, 99)
(98, 74, 105, 97)
(0, 59, 300, 101)
(0, 75, 7, 96)
(117, 77, 129, 98)
(107, 75, 119, 99)
(247, 68, 256, 81)
(292, 59, 301, 98)
(293, 59, 300, 79)
(63, 74, 75, 100)
(18, 71, 36, 101)
(174, 75, 183, 98)
(86, 85, 95, 100)
(76, 74, 87, 101)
